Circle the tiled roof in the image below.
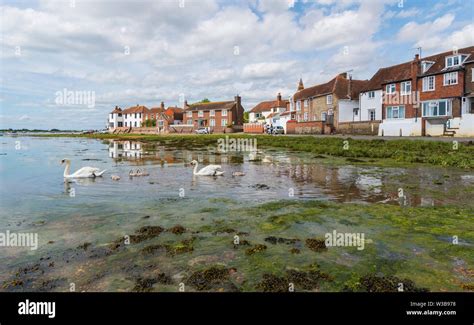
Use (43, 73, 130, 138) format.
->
(362, 46, 474, 91)
(149, 107, 165, 114)
(294, 74, 368, 101)
(122, 105, 150, 114)
(250, 99, 289, 113)
(110, 107, 122, 114)
(185, 101, 235, 111)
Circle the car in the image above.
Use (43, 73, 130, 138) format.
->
(195, 128, 209, 134)
(272, 126, 285, 134)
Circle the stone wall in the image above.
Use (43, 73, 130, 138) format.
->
(337, 120, 381, 135)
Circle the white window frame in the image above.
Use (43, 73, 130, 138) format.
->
(326, 95, 333, 105)
(187, 119, 193, 125)
(401, 81, 411, 95)
(445, 55, 460, 68)
(422, 76, 435, 92)
(222, 110, 228, 116)
(304, 99, 309, 107)
(368, 91, 375, 99)
(198, 110, 204, 117)
(187, 111, 192, 117)
(321, 112, 327, 121)
(422, 100, 452, 117)
(210, 119, 215, 126)
(303, 112, 308, 121)
(386, 106, 405, 119)
(296, 101, 301, 111)
(221, 119, 227, 126)
(386, 84, 396, 94)
(209, 110, 215, 116)
(443, 72, 458, 86)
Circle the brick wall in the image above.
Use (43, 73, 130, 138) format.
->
(337, 121, 381, 135)
(244, 123, 264, 134)
(286, 121, 325, 134)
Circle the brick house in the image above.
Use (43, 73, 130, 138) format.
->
(378, 46, 474, 136)
(183, 96, 244, 133)
(291, 73, 367, 133)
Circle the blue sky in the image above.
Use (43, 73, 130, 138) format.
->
(1, 0, 473, 129)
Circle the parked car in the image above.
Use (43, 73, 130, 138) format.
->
(195, 128, 209, 134)
(272, 126, 284, 135)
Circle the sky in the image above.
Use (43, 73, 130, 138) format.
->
(1, 0, 473, 130)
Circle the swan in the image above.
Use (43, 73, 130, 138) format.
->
(111, 175, 121, 181)
(232, 171, 245, 176)
(190, 160, 224, 176)
(61, 158, 106, 179)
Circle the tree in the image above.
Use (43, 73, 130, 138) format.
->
(199, 98, 210, 103)
(243, 111, 249, 123)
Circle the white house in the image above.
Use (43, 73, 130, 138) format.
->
(122, 105, 150, 128)
(108, 106, 123, 129)
(249, 93, 288, 123)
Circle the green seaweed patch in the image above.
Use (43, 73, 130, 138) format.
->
(305, 238, 327, 252)
(264, 236, 300, 245)
(256, 268, 333, 292)
(245, 244, 267, 255)
(129, 226, 165, 244)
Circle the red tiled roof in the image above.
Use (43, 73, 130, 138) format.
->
(294, 74, 368, 101)
(149, 107, 165, 114)
(185, 101, 235, 111)
(122, 105, 150, 114)
(110, 107, 122, 114)
(250, 99, 289, 113)
(362, 46, 474, 91)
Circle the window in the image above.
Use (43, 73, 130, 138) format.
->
(304, 100, 309, 107)
(135, 113, 137, 118)
(158, 120, 164, 127)
(401, 81, 411, 95)
(198, 110, 204, 117)
(296, 101, 301, 111)
(368, 91, 375, 99)
(422, 61, 434, 73)
(304, 112, 308, 121)
(445, 55, 466, 68)
(443, 72, 458, 85)
(422, 76, 435, 91)
(134, 121, 137, 127)
(368, 109, 376, 121)
(221, 119, 227, 126)
(386, 106, 405, 119)
(187, 111, 192, 117)
(422, 100, 452, 117)
(326, 95, 333, 105)
(187, 119, 193, 125)
(210, 119, 215, 126)
(125, 122, 127, 127)
(222, 110, 227, 116)
(353, 108, 358, 116)
(321, 112, 327, 121)
(386, 84, 396, 94)
(210, 110, 215, 116)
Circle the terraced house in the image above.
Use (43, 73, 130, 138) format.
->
(377, 46, 474, 137)
(184, 96, 245, 133)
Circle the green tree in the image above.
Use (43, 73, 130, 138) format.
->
(243, 111, 249, 123)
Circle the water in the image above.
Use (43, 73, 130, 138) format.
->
(0, 136, 472, 292)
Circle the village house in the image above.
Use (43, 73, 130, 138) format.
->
(123, 105, 150, 128)
(183, 96, 244, 133)
(289, 73, 367, 134)
(108, 106, 123, 129)
(377, 46, 474, 137)
(245, 93, 289, 133)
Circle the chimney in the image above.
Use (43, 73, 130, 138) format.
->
(183, 100, 188, 109)
(277, 93, 282, 107)
(234, 95, 241, 107)
(160, 101, 165, 109)
(411, 53, 420, 96)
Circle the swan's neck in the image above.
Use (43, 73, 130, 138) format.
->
(193, 163, 198, 175)
(63, 161, 71, 177)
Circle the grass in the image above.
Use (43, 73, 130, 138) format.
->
(33, 133, 474, 168)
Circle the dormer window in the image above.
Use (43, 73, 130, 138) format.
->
(421, 61, 434, 73)
(445, 54, 467, 68)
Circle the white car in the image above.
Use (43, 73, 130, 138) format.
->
(195, 128, 209, 134)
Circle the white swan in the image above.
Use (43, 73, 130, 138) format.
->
(190, 160, 224, 176)
(61, 158, 106, 179)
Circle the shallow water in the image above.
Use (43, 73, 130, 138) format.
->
(0, 136, 472, 292)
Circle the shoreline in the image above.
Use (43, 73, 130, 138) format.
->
(25, 133, 474, 169)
